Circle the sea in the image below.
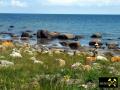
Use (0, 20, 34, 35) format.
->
(0, 13, 120, 46)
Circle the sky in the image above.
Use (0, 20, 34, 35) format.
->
(0, 0, 120, 14)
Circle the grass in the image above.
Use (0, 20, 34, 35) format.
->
(0, 46, 120, 90)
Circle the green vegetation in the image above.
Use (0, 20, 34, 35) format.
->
(0, 46, 120, 90)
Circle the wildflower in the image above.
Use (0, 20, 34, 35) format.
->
(92, 63, 101, 69)
(0, 60, 14, 67)
(10, 52, 22, 58)
(83, 65, 92, 71)
(30, 57, 36, 61)
(56, 58, 66, 67)
(71, 62, 82, 69)
(0, 45, 6, 52)
(2, 41, 14, 47)
(34, 60, 43, 64)
(30, 57, 43, 64)
(67, 52, 74, 56)
(80, 84, 88, 89)
(10, 49, 22, 58)
(24, 50, 33, 55)
(62, 75, 70, 83)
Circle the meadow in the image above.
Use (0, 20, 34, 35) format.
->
(0, 44, 120, 90)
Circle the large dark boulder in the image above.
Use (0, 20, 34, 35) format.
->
(37, 30, 50, 39)
(21, 32, 30, 37)
(106, 41, 119, 49)
(91, 33, 102, 38)
(89, 39, 103, 46)
(58, 34, 75, 40)
(21, 32, 30, 40)
(60, 41, 80, 49)
(69, 42, 80, 49)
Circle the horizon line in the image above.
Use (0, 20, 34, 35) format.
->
(0, 12, 120, 15)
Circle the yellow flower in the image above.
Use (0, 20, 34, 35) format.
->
(64, 75, 70, 82)
(2, 41, 14, 47)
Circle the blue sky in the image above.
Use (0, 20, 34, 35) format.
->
(0, 0, 120, 14)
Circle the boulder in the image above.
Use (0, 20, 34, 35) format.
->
(118, 37, 120, 39)
(21, 32, 30, 40)
(59, 42, 68, 46)
(106, 41, 119, 49)
(111, 56, 120, 62)
(9, 25, 14, 28)
(75, 35, 84, 40)
(48, 32, 60, 39)
(21, 32, 30, 37)
(69, 42, 80, 49)
(37, 30, 50, 39)
(25, 30, 33, 33)
(60, 41, 80, 49)
(89, 39, 103, 46)
(58, 34, 75, 40)
(91, 33, 102, 38)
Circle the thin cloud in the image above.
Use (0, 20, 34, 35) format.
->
(47, 0, 120, 6)
(0, 0, 5, 6)
(11, 0, 28, 8)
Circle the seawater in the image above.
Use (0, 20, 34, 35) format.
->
(0, 14, 120, 46)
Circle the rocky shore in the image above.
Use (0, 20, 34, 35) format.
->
(0, 28, 120, 90)
(0, 29, 120, 56)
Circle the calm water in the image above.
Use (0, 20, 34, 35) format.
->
(0, 14, 120, 46)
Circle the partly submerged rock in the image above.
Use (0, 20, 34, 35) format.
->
(91, 33, 102, 38)
(106, 41, 119, 49)
(48, 32, 60, 39)
(37, 30, 50, 39)
(60, 41, 80, 49)
(58, 34, 75, 40)
(9, 25, 14, 28)
(21, 32, 30, 40)
(89, 39, 103, 47)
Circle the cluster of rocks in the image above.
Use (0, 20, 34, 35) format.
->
(0, 28, 119, 50)
(89, 33, 103, 48)
(36, 30, 83, 49)
(89, 33, 119, 49)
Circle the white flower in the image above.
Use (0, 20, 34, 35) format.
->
(81, 84, 88, 89)
(30, 57, 43, 64)
(71, 62, 82, 69)
(33, 60, 43, 64)
(10, 51, 22, 58)
(42, 50, 49, 54)
(92, 63, 101, 69)
(24, 50, 33, 55)
(67, 52, 74, 56)
(83, 65, 92, 71)
(30, 57, 37, 61)
(0, 60, 14, 67)
(56, 58, 66, 67)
